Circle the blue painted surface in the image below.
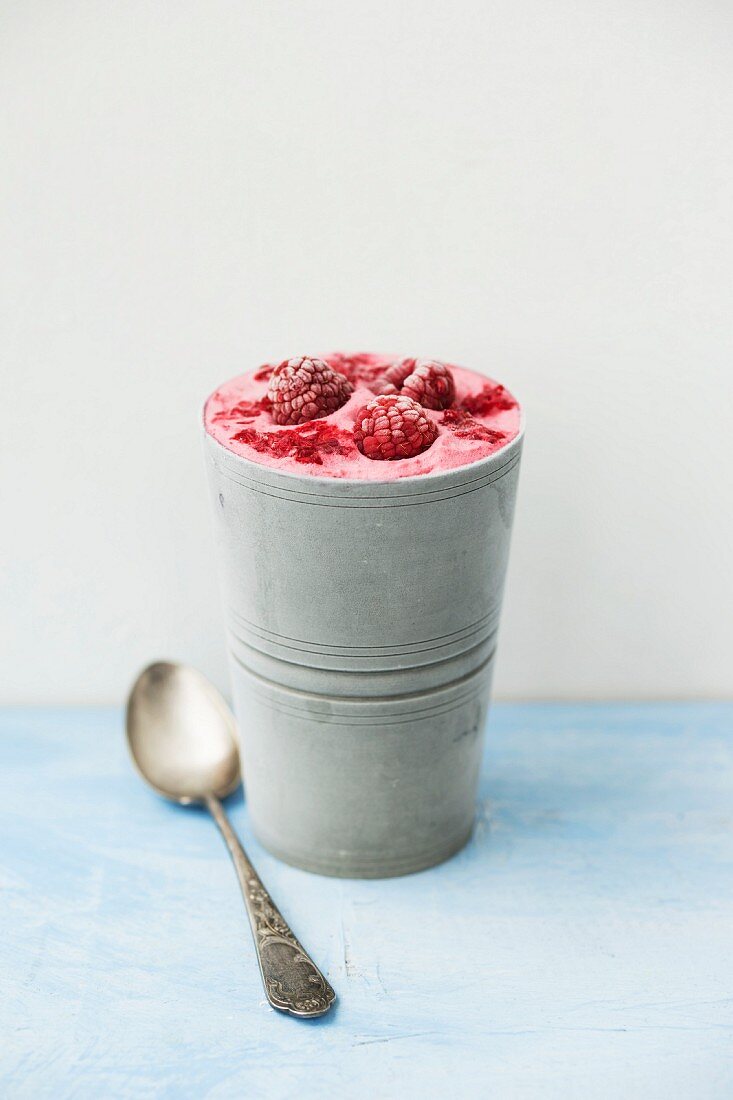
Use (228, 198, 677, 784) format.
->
(2, 703, 732, 1099)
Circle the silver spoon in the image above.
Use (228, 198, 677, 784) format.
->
(125, 661, 336, 1018)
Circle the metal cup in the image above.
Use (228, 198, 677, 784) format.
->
(204, 419, 523, 877)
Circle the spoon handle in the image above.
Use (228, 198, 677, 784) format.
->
(205, 794, 336, 1018)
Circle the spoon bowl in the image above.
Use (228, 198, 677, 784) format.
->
(127, 661, 240, 803)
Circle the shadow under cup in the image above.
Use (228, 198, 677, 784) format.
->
(204, 427, 523, 878)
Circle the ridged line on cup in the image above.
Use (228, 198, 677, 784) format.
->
(228, 649, 493, 725)
(227, 603, 501, 660)
(227, 630, 497, 697)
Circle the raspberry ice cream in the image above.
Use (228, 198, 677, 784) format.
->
(204, 352, 521, 481)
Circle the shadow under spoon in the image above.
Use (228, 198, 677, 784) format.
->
(125, 660, 336, 1019)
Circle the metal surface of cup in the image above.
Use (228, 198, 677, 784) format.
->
(204, 419, 523, 878)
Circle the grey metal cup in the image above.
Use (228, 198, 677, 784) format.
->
(204, 420, 523, 878)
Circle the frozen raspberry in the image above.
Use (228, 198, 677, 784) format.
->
(376, 358, 455, 410)
(353, 394, 438, 461)
(268, 356, 353, 425)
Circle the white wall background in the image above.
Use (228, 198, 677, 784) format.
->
(2, 0, 732, 704)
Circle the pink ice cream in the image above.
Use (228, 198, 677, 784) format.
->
(204, 352, 521, 481)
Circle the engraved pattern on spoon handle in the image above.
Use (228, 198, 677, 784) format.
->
(205, 794, 336, 1018)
